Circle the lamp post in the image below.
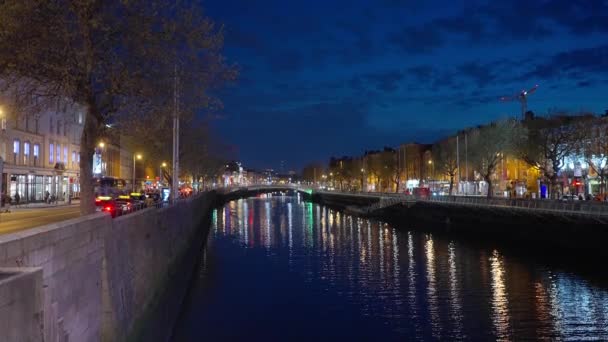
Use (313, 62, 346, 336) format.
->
(0, 107, 4, 205)
(132, 153, 142, 192)
(360, 168, 365, 192)
(159, 162, 167, 186)
(98, 142, 105, 176)
(428, 159, 433, 190)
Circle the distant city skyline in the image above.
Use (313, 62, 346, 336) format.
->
(206, 0, 608, 170)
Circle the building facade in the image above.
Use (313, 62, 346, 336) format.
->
(0, 105, 84, 203)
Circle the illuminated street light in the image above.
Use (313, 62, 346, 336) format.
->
(133, 153, 143, 191)
(99, 142, 105, 148)
(159, 162, 167, 185)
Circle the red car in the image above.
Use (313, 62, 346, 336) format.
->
(95, 196, 118, 218)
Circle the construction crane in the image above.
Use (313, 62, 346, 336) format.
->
(500, 84, 539, 120)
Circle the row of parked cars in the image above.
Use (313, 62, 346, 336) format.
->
(95, 192, 161, 217)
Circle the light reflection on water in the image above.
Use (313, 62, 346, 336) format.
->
(184, 196, 608, 340)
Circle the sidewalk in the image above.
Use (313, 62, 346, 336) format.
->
(3, 199, 80, 211)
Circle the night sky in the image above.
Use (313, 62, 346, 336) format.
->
(206, 0, 608, 171)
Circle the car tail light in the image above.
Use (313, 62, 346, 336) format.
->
(104, 206, 113, 212)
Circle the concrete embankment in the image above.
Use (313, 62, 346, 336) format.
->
(0, 192, 218, 342)
(312, 192, 608, 255)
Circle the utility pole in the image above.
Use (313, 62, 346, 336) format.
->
(456, 135, 460, 195)
(172, 63, 180, 202)
(465, 133, 468, 195)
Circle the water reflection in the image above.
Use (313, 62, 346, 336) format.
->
(194, 196, 608, 340)
(490, 250, 511, 341)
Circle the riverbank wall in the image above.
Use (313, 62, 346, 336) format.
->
(0, 191, 218, 342)
(312, 192, 608, 255)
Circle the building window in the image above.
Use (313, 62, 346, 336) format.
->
(63, 146, 68, 165)
(13, 139, 19, 164)
(35, 118, 39, 134)
(78, 112, 83, 124)
(34, 144, 39, 166)
(56, 144, 61, 162)
(72, 151, 76, 168)
(24, 142, 30, 165)
(77, 153, 80, 163)
(49, 143, 54, 164)
(57, 120, 61, 135)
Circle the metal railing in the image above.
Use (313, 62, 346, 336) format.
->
(217, 184, 608, 218)
(318, 190, 608, 218)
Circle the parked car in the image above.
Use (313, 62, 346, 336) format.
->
(561, 194, 579, 201)
(95, 196, 118, 218)
(115, 195, 136, 214)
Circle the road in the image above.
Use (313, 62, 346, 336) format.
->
(0, 206, 81, 235)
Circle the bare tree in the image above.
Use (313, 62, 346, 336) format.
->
(0, 0, 236, 213)
(469, 119, 518, 198)
(517, 114, 590, 199)
(433, 138, 458, 195)
(582, 116, 608, 196)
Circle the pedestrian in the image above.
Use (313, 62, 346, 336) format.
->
(14, 192, 20, 205)
(44, 190, 50, 203)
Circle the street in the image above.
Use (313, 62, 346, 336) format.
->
(0, 206, 81, 235)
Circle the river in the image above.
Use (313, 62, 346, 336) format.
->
(173, 194, 608, 341)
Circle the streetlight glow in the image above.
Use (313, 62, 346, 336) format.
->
(99, 142, 105, 148)
(132, 153, 143, 191)
(162, 162, 167, 167)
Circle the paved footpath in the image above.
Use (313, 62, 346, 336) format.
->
(0, 204, 81, 235)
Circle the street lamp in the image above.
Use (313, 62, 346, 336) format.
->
(428, 159, 433, 188)
(159, 162, 167, 186)
(360, 168, 365, 191)
(0, 107, 4, 203)
(98, 142, 105, 175)
(132, 153, 142, 192)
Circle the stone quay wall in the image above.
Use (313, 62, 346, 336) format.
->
(0, 191, 217, 342)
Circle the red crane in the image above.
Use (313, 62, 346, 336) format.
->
(500, 84, 539, 120)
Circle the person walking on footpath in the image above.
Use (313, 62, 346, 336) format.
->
(14, 192, 20, 207)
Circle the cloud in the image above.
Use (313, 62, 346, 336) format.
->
(389, 25, 444, 53)
(266, 49, 304, 73)
(388, 0, 608, 54)
(362, 70, 405, 92)
(520, 45, 608, 81)
(457, 62, 496, 87)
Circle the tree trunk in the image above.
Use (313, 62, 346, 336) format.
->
(550, 175, 559, 199)
(449, 175, 454, 196)
(79, 105, 101, 215)
(486, 177, 493, 198)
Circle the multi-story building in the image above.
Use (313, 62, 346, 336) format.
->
(0, 101, 139, 203)
(0, 105, 84, 203)
(397, 143, 432, 191)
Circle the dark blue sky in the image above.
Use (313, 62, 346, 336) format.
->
(205, 0, 608, 171)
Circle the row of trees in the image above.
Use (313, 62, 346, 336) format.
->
(0, 0, 236, 213)
(305, 112, 607, 199)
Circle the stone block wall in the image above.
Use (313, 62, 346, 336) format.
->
(102, 194, 213, 341)
(0, 192, 216, 342)
(0, 268, 44, 342)
(0, 214, 108, 342)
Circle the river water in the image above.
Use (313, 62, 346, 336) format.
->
(173, 195, 608, 341)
